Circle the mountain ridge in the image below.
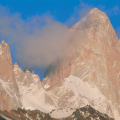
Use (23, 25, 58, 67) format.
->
(0, 8, 120, 120)
(0, 105, 114, 120)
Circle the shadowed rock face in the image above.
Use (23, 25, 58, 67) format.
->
(0, 40, 22, 111)
(44, 8, 120, 118)
(0, 108, 57, 120)
(64, 105, 114, 120)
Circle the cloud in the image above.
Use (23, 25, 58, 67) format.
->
(106, 5, 120, 16)
(0, 6, 74, 68)
(116, 27, 120, 39)
(65, 2, 93, 28)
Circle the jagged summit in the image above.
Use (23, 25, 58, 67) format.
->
(14, 62, 19, 67)
(25, 68, 31, 73)
(44, 8, 120, 119)
(70, 7, 118, 45)
(89, 7, 102, 13)
(71, 7, 109, 30)
(0, 39, 8, 47)
(1, 39, 6, 44)
(32, 70, 34, 74)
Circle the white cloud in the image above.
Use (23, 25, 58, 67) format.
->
(0, 6, 74, 68)
(65, 2, 93, 28)
(116, 27, 120, 39)
(106, 5, 120, 16)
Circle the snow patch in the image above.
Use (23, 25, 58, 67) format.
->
(44, 84, 50, 89)
(50, 108, 75, 119)
(18, 82, 55, 113)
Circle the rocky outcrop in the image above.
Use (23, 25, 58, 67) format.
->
(64, 105, 114, 120)
(0, 105, 114, 120)
(44, 8, 120, 119)
(0, 108, 56, 120)
(0, 40, 22, 111)
(14, 62, 40, 86)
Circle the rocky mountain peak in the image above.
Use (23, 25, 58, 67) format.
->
(13, 62, 23, 80)
(72, 8, 108, 29)
(0, 40, 22, 111)
(25, 68, 31, 74)
(71, 8, 118, 47)
(14, 62, 18, 66)
(89, 8, 103, 14)
(13, 62, 41, 86)
(44, 8, 120, 119)
(32, 70, 34, 74)
(1, 39, 7, 45)
(0, 40, 14, 82)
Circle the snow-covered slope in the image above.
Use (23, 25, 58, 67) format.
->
(13, 62, 117, 119)
(13, 62, 119, 119)
(47, 75, 119, 119)
(0, 79, 21, 110)
(13, 63, 56, 113)
(19, 83, 55, 113)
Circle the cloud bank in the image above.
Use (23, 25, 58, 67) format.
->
(0, 6, 74, 68)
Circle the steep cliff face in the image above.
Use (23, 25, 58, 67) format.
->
(0, 40, 15, 82)
(44, 8, 120, 119)
(0, 40, 22, 111)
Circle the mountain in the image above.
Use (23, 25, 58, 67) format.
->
(0, 8, 120, 120)
(0, 105, 114, 120)
(44, 8, 120, 119)
(0, 40, 22, 111)
(13, 63, 55, 113)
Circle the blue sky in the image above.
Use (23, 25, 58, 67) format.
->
(0, 0, 120, 79)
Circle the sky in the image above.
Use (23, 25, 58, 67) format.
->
(0, 0, 120, 79)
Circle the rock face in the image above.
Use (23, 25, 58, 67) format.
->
(0, 40, 21, 111)
(44, 8, 120, 119)
(0, 40, 14, 82)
